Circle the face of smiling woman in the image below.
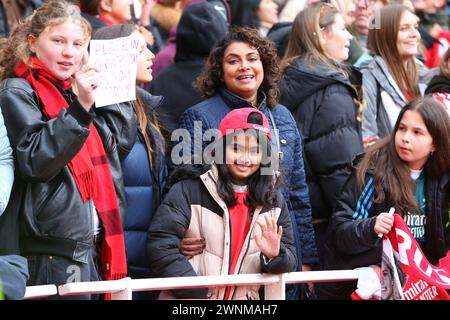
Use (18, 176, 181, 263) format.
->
(396, 10, 420, 60)
(222, 41, 264, 107)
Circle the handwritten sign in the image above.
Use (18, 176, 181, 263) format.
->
(89, 34, 141, 107)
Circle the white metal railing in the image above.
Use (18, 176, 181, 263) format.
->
(55, 270, 360, 300)
(23, 284, 57, 299)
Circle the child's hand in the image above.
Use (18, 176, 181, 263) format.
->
(374, 211, 394, 237)
(254, 213, 282, 259)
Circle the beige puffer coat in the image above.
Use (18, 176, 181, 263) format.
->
(148, 165, 297, 300)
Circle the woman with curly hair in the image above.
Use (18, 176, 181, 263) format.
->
(177, 26, 317, 300)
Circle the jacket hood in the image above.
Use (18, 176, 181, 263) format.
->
(282, 57, 354, 104)
(167, 163, 211, 187)
(175, 2, 229, 62)
(425, 75, 450, 94)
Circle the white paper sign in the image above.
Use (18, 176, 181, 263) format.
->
(89, 34, 141, 107)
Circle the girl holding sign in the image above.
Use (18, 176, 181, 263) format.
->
(321, 95, 450, 299)
(0, 0, 128, 299)
(91, 23, 168, 299)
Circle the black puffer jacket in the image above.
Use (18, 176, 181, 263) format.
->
(149, 2, 228, 136)
(425, 74, 450, 94)
(280, 57, 363, 221)
(0, 78, 134, 263)
(321, 164, 450, 299)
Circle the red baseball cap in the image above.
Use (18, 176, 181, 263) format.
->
(218, 108, 271, 140)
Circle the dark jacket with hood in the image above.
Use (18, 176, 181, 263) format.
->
(266, 22, 292, 59)
(280, 57, 363, 222)
(150, 2, 229, 137)
(119, 88, 168, 279)
(320, 159, 450, 299)
(425, 74, 450, 94)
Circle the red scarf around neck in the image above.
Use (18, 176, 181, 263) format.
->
(15, 58, 127, 285)
(97, 15, 115, 26)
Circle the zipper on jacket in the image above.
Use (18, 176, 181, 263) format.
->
(222, 212, 233, 300)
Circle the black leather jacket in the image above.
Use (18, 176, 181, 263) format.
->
(0, 78, 135, 263)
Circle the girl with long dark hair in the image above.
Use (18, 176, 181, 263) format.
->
(322, 95, 450, 299)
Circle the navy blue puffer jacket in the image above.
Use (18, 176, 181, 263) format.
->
(121, 89, 168, 279)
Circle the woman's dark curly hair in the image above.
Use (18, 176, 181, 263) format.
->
(194, 26, 280, 109)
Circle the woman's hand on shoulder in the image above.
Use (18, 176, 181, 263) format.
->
(180, 236, 205, 259)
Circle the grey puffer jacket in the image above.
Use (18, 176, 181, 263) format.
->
(360, 56, 429, 138)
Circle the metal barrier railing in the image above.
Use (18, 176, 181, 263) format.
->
(54, 270, 360, 300)
(24, 284, 57, 299)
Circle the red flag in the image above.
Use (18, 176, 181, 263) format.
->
(382, 214, 450, 300)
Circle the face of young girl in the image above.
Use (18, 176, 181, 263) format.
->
(395, 110, 435, 170)
(133, 31, 155, 84)
(225, 132, 262, 185)
(29, 19, 87, 80)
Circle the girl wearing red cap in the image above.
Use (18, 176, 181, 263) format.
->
(147, 108, 296, 300)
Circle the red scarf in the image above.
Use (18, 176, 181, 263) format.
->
(97, 15, 115, 26)
(15, 58, 127, 285)
(224, 191, 251, 300)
